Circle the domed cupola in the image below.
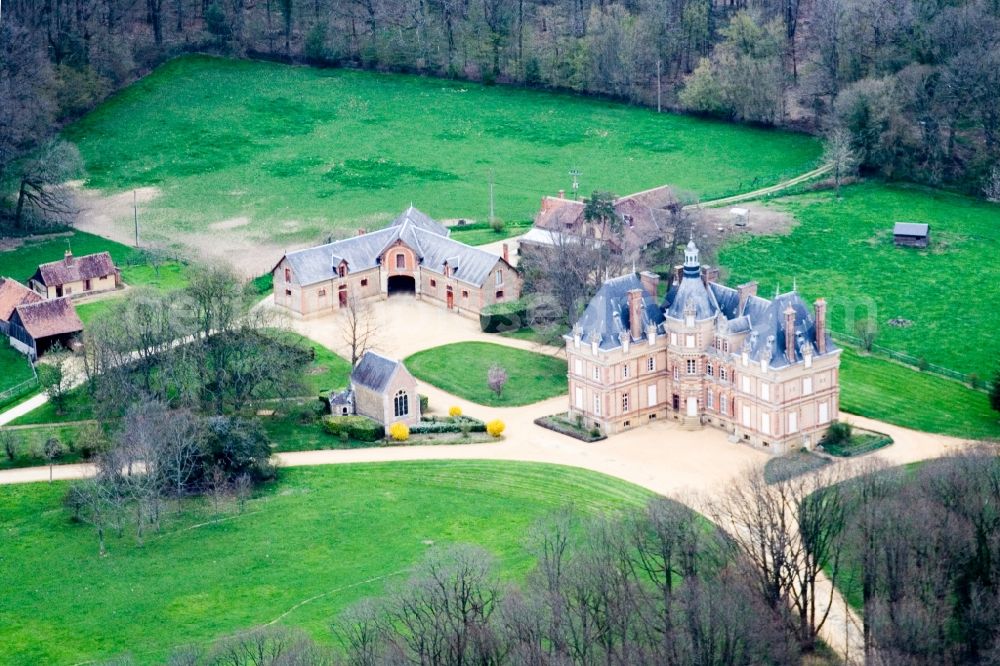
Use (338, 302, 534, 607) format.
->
(683, 239, 700, 278)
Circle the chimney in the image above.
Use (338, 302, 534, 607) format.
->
(737, 281, 758, 314)
(357, 228, 366, 236)
(815, 298, 827, 354)
(502, 243, 509, 263)
(64, 249, 74, 265)
(701, 266, 720, 286)
(627, 289, 644, 341)
(558, 189, 565, 199)
(784, 305, 796, 364)
(639, 271, 660, 298)
(673, 265, 684, 285)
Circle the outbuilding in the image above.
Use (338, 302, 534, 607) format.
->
(7, 297, 83, 359)
(0, 278, 43, 335)
(30, 250, 121, 298)
(893, 222, 930, 248)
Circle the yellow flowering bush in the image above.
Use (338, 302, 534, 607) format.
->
(448, 405, 463, 417)
(388, 421, 410, 442)
(486, 419, 505, 438)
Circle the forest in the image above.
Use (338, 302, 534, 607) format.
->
(1, 0, 998, 211)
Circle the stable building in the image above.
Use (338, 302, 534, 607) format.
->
(273, 207, 520, 318)
(30, 250, 121, 298)
(565, 241, 841, 455)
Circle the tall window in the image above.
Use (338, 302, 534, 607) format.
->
(686, 359, 697, 374)
(574, 359, 583, 375)
(393, 390, 409, 417)
(284, 268, 291, 282)
(720, 367, 728, 381)
(673, 366, 680, 381)
(760, 382, 770, 401)
(338, 264, 346, 278)
(707, 391, 714, 409)
(803, 377, 813, 395)
(622, 364, 630, 379)
(593, 366, 601, 381)
(396, 253, 405, 269)
(706, 362, 713, 376)
(495, 270, 503, 286)
(622, 393, 630, 412)
(593, 394, 602, 416)
(647, 357, 655, 372)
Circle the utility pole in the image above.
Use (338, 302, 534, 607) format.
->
(569, 167, 582, 200)
(133, 189, 139, 247)
(488, 169, 495, 223)
(657, 59, 662, 113)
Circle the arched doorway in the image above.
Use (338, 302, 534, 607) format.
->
(387, 275, 416, 295)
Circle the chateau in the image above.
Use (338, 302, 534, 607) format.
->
(272, 207, 520, 318)
(565, 241, 841, 454)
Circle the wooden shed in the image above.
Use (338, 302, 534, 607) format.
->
(893, 222, 930, 248)
(7, 297, 83, 360)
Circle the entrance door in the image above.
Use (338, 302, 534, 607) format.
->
(55, 285, 63, 297)
(338, 287, 348, 308)
(686, 396, 698, 416)
(446, 287, 454, 309)
(672, 394, 680, 411)
(84, 279, 92, 291)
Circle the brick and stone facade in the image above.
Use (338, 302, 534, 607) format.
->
(565, 241, 840, 455)
(329, 351, 421, 427)
(273, 207, 520, 319)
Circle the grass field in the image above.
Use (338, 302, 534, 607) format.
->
(405, 341, 567, 406)
(0, 344, 35, 397)
(719, 182, 1000, 377)
(840, 348, 999, 439)
(63, 55, 821, 251)
(0, 461, 653, 665)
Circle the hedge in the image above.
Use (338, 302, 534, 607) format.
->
(321, 415, 384, 441)
(480, 299, 529, 333)
(410, 416, 486, 434)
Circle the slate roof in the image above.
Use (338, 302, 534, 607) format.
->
(572, 240, 837, 366)
(351, 351, 403, 393)
(281, 207, 506, 287)
(32, 251, 117, 287)
(571, 273, 665, 350)
(12, 298, 83, 339)
(388, 206, 450, 237)
(893, 222, 929, 236)
(0, 278, 42, 322)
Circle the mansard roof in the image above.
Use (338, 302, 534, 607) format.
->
(572, 273, 665, 350)
(738, 291, 835, 368)
(280, 207, 509, 288)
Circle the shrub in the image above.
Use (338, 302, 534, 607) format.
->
(487, 364, 508, 398)
(486, 419, 505, 438)
(479, 299, 529, 333)
(822, 421, 853, 447)
(419, 394, 429, 413)
(322, 415, 385, 442)
(410, 416, 486, 434)
(203, 416, 275, 483)
(449, 406, 463, 417)
(489, 217, 505, 233)
(388, 422, 410, 442)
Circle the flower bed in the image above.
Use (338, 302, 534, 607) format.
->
(535, 413, 606, 443)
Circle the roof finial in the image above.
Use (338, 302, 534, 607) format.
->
(793, 276, 797, 292)
(775, 283, 780, 298)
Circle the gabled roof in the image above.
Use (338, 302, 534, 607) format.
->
(12, 298, 83, 339)
(534, 189, 675, 254)
(571, 273, 665, 350)
(0, 278, 42, 322)
(351, 351, 405, 393)
(280, 207, 508, 288)
(388, 206, 449, 237)
(893, 222, 929, 236)
(32, 251, 117, 287)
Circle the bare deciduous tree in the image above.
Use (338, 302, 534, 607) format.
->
(487, 364, 508, 398)
(342, 295, 376, 367)
(12, 140, 82, 230)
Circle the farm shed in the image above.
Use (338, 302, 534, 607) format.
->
(893, 222, 930, 248)
(0, 278, 43, 335)
(7, 297, 83, 360)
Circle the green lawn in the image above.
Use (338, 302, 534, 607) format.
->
(0, 344, 35, 396)
(839, 348, 1000, 440)
(62, 55, 821, 252)
(0, 461, 653, 665)
(448, 219, 535, 246)
(0, 424, 95, 470)
(405, 341, 567, 406)
(719, 182, 1000, 377)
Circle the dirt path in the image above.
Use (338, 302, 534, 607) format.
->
(685, 163, 834, 209)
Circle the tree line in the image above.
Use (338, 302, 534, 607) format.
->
(61, 265, 314, 555)
(2, 0, 999, 219)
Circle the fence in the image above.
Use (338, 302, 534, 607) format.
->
(0, 361, 39, 406)
(831, 331, 992, 391)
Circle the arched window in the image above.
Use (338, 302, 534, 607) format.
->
(394, 390, 409, 417)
